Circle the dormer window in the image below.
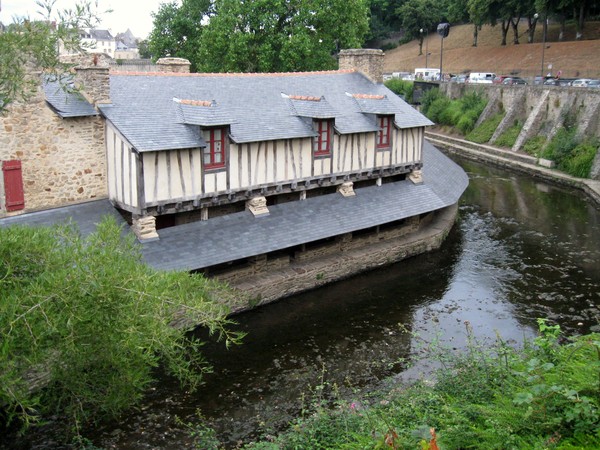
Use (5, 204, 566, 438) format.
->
(377, 115, 392, 149)
(314, 120, 332, 157)
(203, 127, 226, 169)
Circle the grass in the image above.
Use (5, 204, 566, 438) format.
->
(495, 122, 523, 148)
(466, 112, 505, 144)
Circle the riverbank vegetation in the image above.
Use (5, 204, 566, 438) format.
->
(421, 89, 488, 135)
(0, 218, 242, 438)
(241, 320, 599, 450)
(420, 88, 599, 179)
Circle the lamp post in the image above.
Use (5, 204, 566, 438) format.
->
(437, 23, 450, 81)
(420, 28, 429, 68)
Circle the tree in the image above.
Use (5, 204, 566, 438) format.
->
(196, 0, 370, 73)
(147, 0, 210, 71)
(467, 0, 499, 46)
(0, 0, 104, 113)
(367, 0, 406, 43)
(0, 218, 242, 435)
(396, 0, 443, 55)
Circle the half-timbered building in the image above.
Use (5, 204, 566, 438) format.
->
(1, 50, 468, 303)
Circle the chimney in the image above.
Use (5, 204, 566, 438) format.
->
(156, 57, 191, 74)
(73, 54, 111, 106)
(338, 49, 384, 84)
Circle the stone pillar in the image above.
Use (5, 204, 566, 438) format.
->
(132, 215, 159, 241)
(409, 169, 424, 185)
(156, 57, 191, 74)
(338, 49, 384, 84)
(246, 196, 269, 217)
(337, 181, 356, 197)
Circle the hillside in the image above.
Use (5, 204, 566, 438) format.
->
(383, 21, 600, 79)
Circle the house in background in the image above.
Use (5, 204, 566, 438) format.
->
(1, 50, 468, 303)
(114, 29, 140, 60)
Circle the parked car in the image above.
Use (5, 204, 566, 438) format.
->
(450, 74, 468, 83)
(502, 77, 527, 85)
(493, 75, 511, 84)
(556, 78, 576, 86)
(587, 80, 600, 88)
(571, 78, 593, 87)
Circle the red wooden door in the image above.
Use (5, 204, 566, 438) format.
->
(2, 160, 25, 212)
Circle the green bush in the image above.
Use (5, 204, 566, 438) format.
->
(421, 90, 487, 135)
(466, 112, 504, 144)
(562, 140, 598, 178)
(427, 97, 452, 124)
(542, 127, 579, 165)
(419, 87, 444, 117)
(0, 218, 243, 435)
(495, 122, 523, 148)
(456, 109, 480, 135)
(384, 79, 414, 102)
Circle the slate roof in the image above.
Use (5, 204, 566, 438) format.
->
(0, 200, 125, 237)
(43, 76, 98, 118)
(99, 70, 433, 152)
(0, 143, 468, 273)
(139, 141, 466, 271)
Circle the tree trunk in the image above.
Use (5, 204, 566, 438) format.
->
(576, 2, 585, 40)
(527, 16, 537, 43)
(511, 16, 521, 44)
(419, 36, 423, 55)
(500, 20, 510, 46)
(559, 13, 566, 41)
(472, 23, 479, 47)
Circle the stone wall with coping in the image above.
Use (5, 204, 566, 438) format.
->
(0, 84, 107, 216)
(217, 207, 455, 309)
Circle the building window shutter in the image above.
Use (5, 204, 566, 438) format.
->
(2, 160, 25, 211)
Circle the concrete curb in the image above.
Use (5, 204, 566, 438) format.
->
(426, 131, 600, 208)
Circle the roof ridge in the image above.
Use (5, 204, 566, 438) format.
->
(110, 69, 356, 77)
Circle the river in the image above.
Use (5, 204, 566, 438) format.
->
(7, 155, 600, 449)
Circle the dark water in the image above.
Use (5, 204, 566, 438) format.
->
(9, 157, 600, 449)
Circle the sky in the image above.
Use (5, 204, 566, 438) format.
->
(0, 0, 166, 39)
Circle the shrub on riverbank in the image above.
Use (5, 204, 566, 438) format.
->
(542, 129, 599, 178)
(242, 320, 600, 449)
(384, 79, 414, 102)
(421, 89, 487, 135)
(0, 218, 242, 437)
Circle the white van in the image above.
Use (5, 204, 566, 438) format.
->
(414, 68, 440, 81)
(469, 72, 496, 84)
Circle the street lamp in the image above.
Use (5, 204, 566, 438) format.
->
(437, 23, 450, 81)
(420, 28, 429, 68)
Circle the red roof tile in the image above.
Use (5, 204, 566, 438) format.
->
(352, 93, 385, 100)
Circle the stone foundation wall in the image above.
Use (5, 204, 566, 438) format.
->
(0, 86, 107, 215)
(219, 205, 457, 310)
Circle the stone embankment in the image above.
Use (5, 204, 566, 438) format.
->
(426, 131, 600, 207)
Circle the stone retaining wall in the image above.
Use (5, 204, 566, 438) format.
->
(221, 205, 457, 312)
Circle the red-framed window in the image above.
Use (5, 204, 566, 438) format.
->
(203, 127, 226, 169)
(314, 120, 332, 157)
(377, 115, 392, 149)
